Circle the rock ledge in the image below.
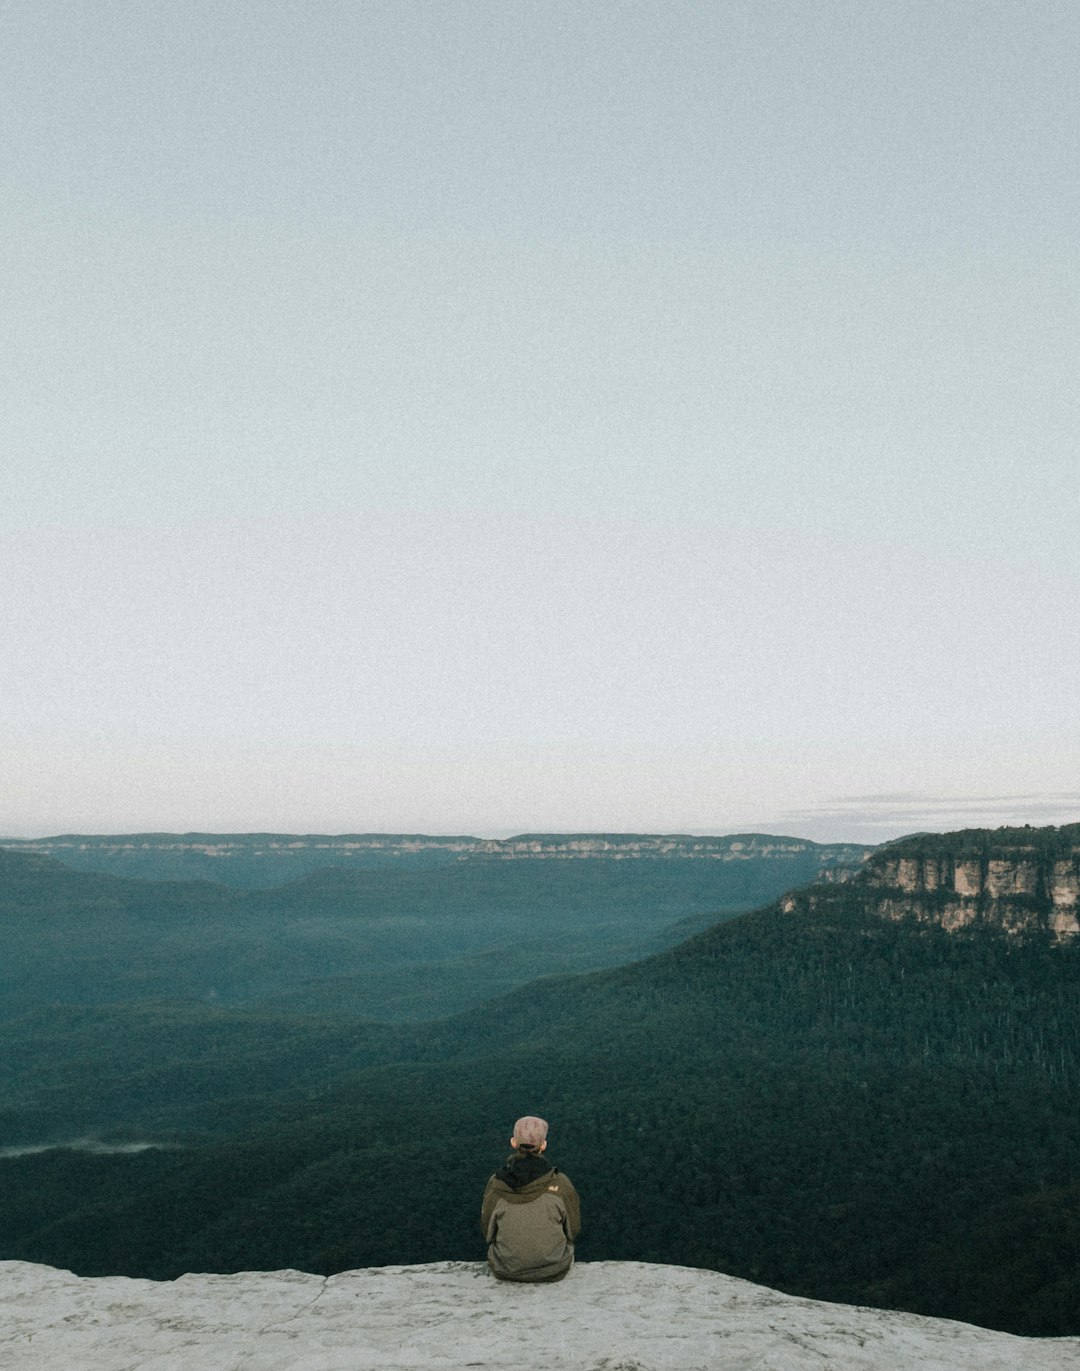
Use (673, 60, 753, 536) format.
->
(3, 1259, 1079, 1371)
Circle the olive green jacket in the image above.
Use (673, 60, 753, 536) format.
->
(481, 1158, 581, 1283)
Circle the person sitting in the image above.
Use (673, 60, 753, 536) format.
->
(481, 1114, 581, 1282)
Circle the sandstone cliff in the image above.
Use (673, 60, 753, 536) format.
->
(782, 823, 1080, 940)
(0, 830, 870, 887)
(470, 832, 867, 866)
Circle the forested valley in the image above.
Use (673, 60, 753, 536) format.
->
(1, 834, 1079, 1338)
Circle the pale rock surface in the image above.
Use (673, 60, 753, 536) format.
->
(3, 1260, 1080, 1371)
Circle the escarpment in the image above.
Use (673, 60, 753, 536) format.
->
(782, 824, 1080, 940)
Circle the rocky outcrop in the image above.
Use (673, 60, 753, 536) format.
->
(844, 825, 1080, 940)
(0, 834, 480, 862)
(0, 831, 870, 887)
(0, 831, 870, 863)
(2, 1259, 1076, 1371)
(470, 833, 869, 867)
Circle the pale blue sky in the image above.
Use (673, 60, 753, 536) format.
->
(2, 2, 1078, 841)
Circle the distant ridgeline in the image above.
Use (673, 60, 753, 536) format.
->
(0, 831, 869, 888)
(781, 823, 1080, 940)
(0, 831, 874, 1030)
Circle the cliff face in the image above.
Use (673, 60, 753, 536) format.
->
(802, 824, 1080, 940)
(470, 833, 868, 866)
(0, 831, 869, 861)
(0, 831, 870, 887)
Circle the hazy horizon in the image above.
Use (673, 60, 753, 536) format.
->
(4, 3, 1078, 840)
(4, 789, 1080, 849)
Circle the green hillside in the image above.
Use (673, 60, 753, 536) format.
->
(0, 839, 865, 1141)
(3, 882, 1078, 1336)
(0, 841, 849, 1022)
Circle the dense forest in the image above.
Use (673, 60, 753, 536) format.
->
(0, 842, 853, 1020)
(2, 852, 1079, 1337)
(882, 823, 1080, 861)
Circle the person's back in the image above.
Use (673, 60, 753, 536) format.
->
(481, 1114, 581, 1282)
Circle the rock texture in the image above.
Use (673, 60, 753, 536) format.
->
(780, 824, 1080, 940)
(3, 1260, 1079, 1371)
(0, 830, 868, 862)
(0, 831, 869, 887)
(471, 833, 868, 866)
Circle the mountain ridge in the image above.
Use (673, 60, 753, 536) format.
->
(782, 822, 1080, 940)
(0, 830, 870, 888)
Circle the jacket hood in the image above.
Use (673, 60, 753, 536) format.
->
(496, 1152, 554, 1189)
(492, 1152, 558, 1198)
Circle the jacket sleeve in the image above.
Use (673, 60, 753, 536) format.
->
(561, 1175, 581, 1239)
(480, 1176, 499, 1238)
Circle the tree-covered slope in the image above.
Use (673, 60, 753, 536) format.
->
(0, 840, 870, 1140)
(4, 889, 1078, 1335)
(0, 843, 854, 1020)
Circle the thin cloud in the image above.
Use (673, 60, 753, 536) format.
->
(780, 793, 1080, 838)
